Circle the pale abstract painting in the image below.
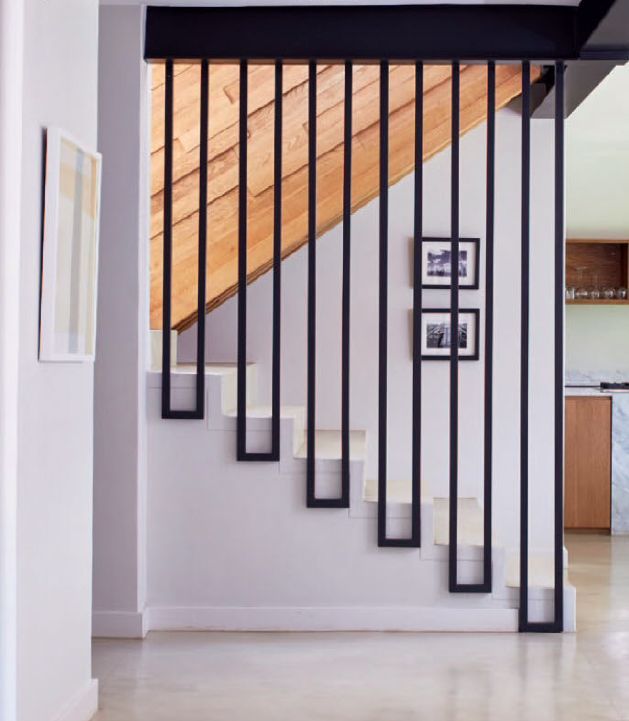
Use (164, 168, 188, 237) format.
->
(40, 128, 102, 361)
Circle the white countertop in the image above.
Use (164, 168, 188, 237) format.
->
(565, 386, 613, 397)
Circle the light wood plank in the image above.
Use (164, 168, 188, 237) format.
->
(150, 62, 539, 330)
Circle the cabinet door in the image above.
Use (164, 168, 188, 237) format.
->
(565, 397, 611, 530)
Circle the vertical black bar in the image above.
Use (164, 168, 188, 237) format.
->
(162, 61, 207, 421)
(449, 62, 460, 590)
(449, 61, 496, 593)
(306, 62, 347, 507)
(377, 59, 389, 546)
(195, 59, 209, 418)
(306, 60, 317, 505)
(519, 60, 531, 631)
(483, 61, 496, 590)
(553, 61, 565, 632)
(236, 60, 281, 461)
(411, 61, 424, 547)
(271, 59, 283, 462)
(521, 62, 566, 633)
(341, 60, 352, 507)
(161, 59, 174, 419)
(237, 59, 248, 460)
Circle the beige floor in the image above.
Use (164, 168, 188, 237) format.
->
(92, 533, 629, 721)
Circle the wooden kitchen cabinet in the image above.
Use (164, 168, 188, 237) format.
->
(565, 396, 612, 530)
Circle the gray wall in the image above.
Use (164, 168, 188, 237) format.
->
(93, 4, 149, 638)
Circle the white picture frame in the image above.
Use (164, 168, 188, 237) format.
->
(39, 128, 102, 362)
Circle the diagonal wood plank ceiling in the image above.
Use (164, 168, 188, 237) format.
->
(150, 62, 541, 331)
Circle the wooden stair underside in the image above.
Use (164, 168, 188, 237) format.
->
(150, 62, 541, 331)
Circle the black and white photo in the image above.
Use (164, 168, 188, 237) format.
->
(418, 237, 480, 289)
(419, 309, 480, 360)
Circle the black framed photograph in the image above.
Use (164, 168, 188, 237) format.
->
(420, 308, 480, 361)
(420, 237, 480, 289)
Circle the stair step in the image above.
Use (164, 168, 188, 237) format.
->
(505, 554, 558, 590)
(433, 498, 485, 548)
(223, 404, 305, 420)
(362, 478, 429, 505)
(171, 362, 247, 375)
(295, 430, 367, 460)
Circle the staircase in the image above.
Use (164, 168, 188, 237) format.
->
(150, 62, 541, 331)
(146, 362, 576, 633)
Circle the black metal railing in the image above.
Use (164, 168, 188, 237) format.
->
(145, 1, 616, 633)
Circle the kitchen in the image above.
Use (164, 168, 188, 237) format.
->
(564, 62, 629, 536)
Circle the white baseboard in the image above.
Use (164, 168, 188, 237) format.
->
(146, 606, 519, 633)
(92, 610, 146, 638)
(52, 679, 98, 721)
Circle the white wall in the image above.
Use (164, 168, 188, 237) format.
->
(93, 4, 149, 639)
(178, 105, 557, 559)
(17, 1, 99, 720)
(566, 63, 629, 374)
(0, 0, 24, 718)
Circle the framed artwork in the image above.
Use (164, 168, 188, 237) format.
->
(420, 308, 480, 361)
(419, 237, 480, 289)
(39, 128, 102, 362)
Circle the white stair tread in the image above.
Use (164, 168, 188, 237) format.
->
(433, 498, 484, 547)
(295, 430, 366, 460)
(362, 478, 428, 504)
(171, 363, 248, 375)
(224, 405, 305, 420)
(505, 555, 557, 590)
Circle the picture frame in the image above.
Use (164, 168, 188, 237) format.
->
(418, 237, 480, 290)
(420, 308, 480, 361)
(39, 128, 102, 362)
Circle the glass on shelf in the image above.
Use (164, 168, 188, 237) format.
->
(617, 287, 628, 300)
(602, 287, 616, 300)
(575, 267, 589, 300)
(589, 273, 601, 300)
(566, 286, 576, 301)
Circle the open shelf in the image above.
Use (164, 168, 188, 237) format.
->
(567, 299, 629, 305)
(566, 239, 629, 306)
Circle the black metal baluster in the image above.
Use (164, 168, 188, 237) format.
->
(237, 59, 249, 460)
(161, 60, 208, 420)
(552, 60, 566, 632)
(195, 58, 209, 418)
(377, 60, 389, 546)
(161, 59, 174, 419)
(448, 62, 495, 593)
(449, 61, 461, 589)
(237, 59, 282, 462)
(482, 61, 496, 592)
(379, 60, 421, 547)
(308, 61, 351, 508)
(411, 61, 424, 548)
(520, 61, 565, 633)
(306, 60, 318, 505)
(271, 59, 283, 462)
(340, 60, 353, 507)
(519, 60, 531, 629)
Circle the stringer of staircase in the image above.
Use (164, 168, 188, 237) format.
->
(150, 62, 541, 331)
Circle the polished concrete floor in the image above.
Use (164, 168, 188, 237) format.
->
(92, 534, 629, 721)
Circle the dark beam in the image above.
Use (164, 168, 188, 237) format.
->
(145, 5, 579, 62)
(535, 0, 628, 118)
